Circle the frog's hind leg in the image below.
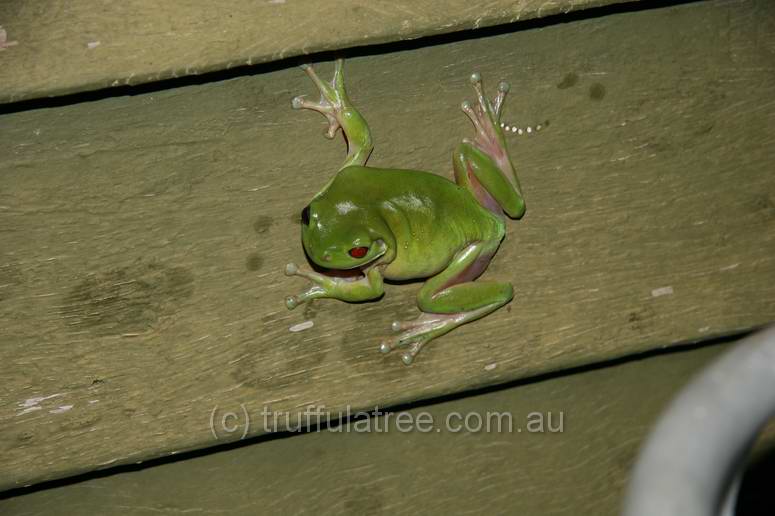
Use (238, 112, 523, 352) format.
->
(453, 73, 525, 219)
(380, 240, 513, 365)
(292, 59, 374, 171)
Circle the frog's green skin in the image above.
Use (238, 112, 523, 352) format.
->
(285, 59, 525, 365)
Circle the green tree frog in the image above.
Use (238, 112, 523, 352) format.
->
(284, 59, 526, 365)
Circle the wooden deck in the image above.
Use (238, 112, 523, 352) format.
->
(1, 0, 774, 492)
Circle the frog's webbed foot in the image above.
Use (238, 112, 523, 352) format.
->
(284, 261, 384, 309)
(291, 59, 373, 168)
(291, 63, 344, 140)
(455, 72, 525, 218)
(284, 262, 327, 309)
(379, 304, 500, 365)
(460, 72, 511, 157)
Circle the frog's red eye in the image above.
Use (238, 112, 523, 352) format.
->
(348, 246, 369, 258)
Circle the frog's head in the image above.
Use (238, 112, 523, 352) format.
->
(299, 198, 391, 270)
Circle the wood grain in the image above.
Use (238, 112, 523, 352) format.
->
(1, 0, 774, 490)
(0, 0, 637, 103)
(3, 341, 773, 515)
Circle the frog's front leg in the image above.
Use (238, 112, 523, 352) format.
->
(284, 262, 384, 309)
(454, 73, 526, 219)
(291, 59, 374, 172)
(380, 239, 512, 365)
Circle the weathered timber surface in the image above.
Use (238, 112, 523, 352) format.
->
(0, 0, 637, 104)
(2, 341, 774, 515)
(1, 0, 775, 490)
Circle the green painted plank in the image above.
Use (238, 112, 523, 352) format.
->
(3, 341, 773, 515)
(1, 0, 774, 491)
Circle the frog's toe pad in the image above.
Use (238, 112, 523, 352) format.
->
(285, 295, 299, 310)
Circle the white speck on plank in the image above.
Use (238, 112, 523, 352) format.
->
(289, 320, 314, 332)
(0, 26, 18, 49)
(19, 393, 63, 408)
(484, 362, 498, 371)
(651, 286, 674, 298)
(17, 406, 42, 416)
(87, 41, 100, 49)
(720, 263, 739, 271)
(50, 405, 74, 414)
(17, 393, 65, 415)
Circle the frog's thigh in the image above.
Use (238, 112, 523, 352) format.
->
(453, 143, 524, 218)
(416, 240, 513, 314)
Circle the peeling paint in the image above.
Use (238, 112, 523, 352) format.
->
(50, 405, 74, 414)
(17, 406, 42, 416)
(651, 286, 674, 298)
(0, 26, 19, 50)
(289, 320, 314, 332)
(17, 393, 65, 416)
(19, 393, 63, 408)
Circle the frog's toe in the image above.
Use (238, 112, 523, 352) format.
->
(324, 118, 340, 139)
(469, 72, 481, 85)
(378, 334, 411, 355)
(285, 262, 299, 276)
(378, 335, 426, 366)
(401, 339, 431, 365)
(291, 95, 333, 116)
(498, 81, 510, 93)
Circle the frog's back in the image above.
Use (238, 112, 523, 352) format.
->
(327, 165, 504, 279)
(329, 165, 491, 223)
(330, 165, 459, 199)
